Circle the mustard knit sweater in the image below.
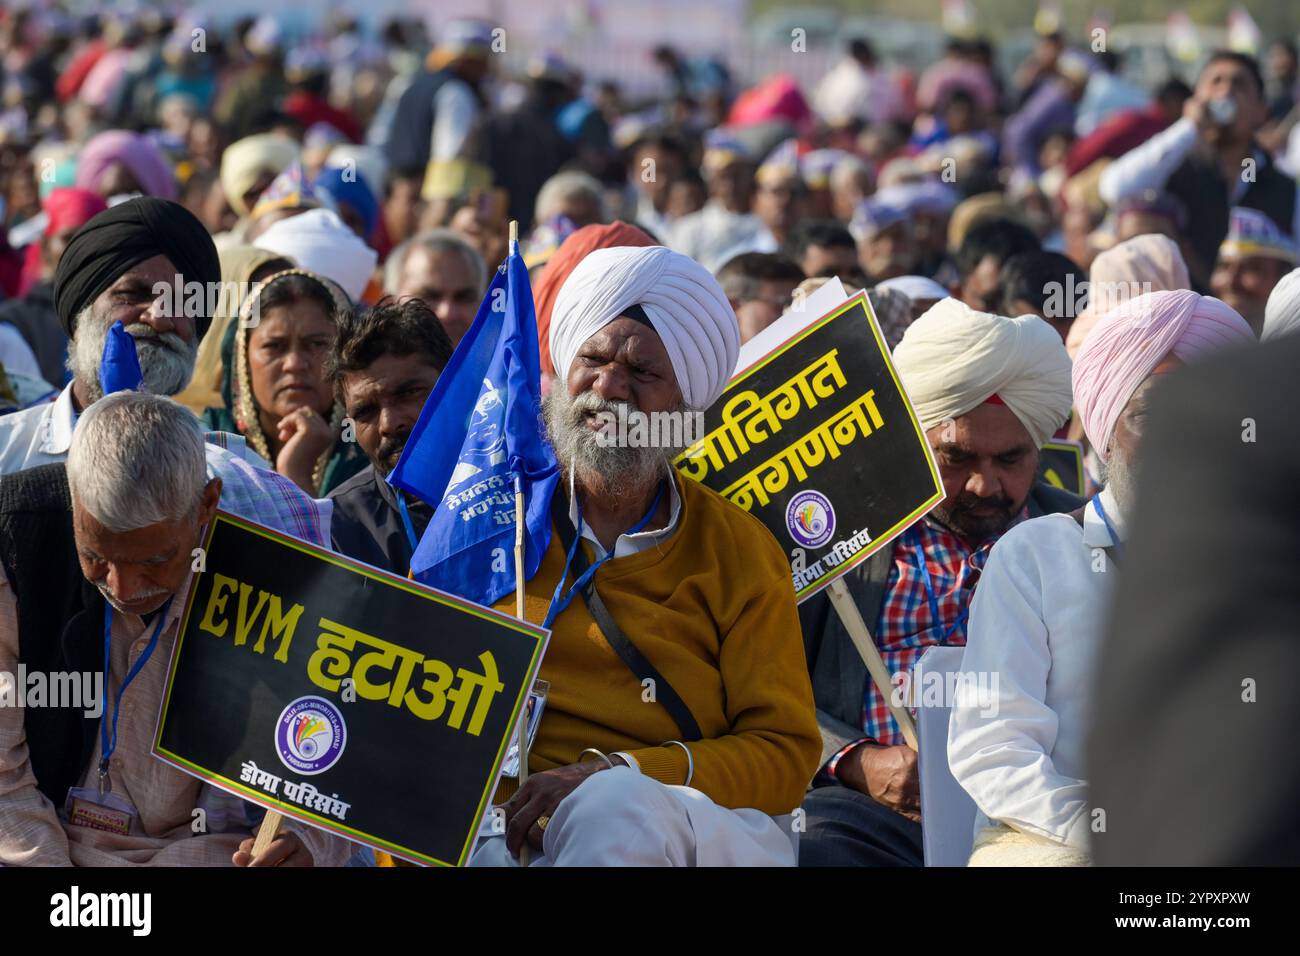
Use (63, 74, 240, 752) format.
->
(376, 474, 820, 865)
(491, 472, 821, 815)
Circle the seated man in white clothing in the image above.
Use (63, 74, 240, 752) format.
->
(947, 289, 1254, 865)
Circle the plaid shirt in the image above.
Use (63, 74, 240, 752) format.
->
(825, 512, 1022, 776)
(204, 438, 331, 546)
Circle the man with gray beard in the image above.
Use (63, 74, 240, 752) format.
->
(947, 289, 1254, 866)
(464, 245, 822, 868)
(0, 198, 223, 474)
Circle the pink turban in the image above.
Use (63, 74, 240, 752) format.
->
(1072, 290, 1254, 461)
(1065, 234, 1189, 359)
(75, 130, 178, 201)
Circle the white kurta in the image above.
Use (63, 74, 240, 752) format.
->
(947, 488, 1125, 850)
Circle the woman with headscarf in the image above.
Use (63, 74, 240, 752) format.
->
(201, 269, 366, 495)
(175, 245, 294, 415)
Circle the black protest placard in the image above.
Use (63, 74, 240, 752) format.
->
(152, 511, 548, 867)
(1038, 438, 1086, 497)
(674, 292, 944, 601)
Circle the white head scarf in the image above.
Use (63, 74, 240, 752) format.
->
(549, 245, 740, 409)
(892, 298, 1073, 448)
(254, 208, 377, 303)
(1262, 267, 1300, 341)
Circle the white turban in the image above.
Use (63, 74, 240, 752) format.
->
(549, 245, 740, 409)
(1262, 267, 1300, 341)
(254, 208, 377, 303)
(893, 298, 1073, 448)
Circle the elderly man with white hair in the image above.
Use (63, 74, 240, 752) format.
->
(0, 392, 350, 866)
(948, 290, 1254, 866)
(466, 245, 821, 867)
(798, 297, 1080, 867)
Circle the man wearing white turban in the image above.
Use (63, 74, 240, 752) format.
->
(470, 244, 821, 867)
(255, 208, 379, 304)
(949, 289, 1254, 866)
(548, 245, 741, 410)
(799, 297, 1080, 868)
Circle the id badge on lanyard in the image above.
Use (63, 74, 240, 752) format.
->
(64, 786, 139, 836)
(499, 679, 550, 779)
(64, 600, 171, 835)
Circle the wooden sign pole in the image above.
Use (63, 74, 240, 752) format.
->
(250, 807, 284, 858)
(826, 577, 918, 750)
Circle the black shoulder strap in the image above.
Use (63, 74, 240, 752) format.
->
(550, 487, 702, 742)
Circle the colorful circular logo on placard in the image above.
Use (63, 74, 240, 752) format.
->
(275, 696, 347, 775)
(786, 490, 835, 548)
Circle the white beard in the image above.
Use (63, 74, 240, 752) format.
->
(67, 308, 197, 403)
(1102, 444, 1138, 519)
(542, 386, 687, 503)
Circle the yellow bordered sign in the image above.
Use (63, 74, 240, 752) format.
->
(674, 292, 945, 602)
(1039, 438, 1086, 497)
(152, 511, 548, 867)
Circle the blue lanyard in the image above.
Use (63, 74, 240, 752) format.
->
(912, 530, 971, 644)
(396, 494, 420, 553)
(542, 482, 665, 630)
(99, 599, 172, 791)
(1092, 494, 1124, 563)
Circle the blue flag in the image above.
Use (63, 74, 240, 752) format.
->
(100, 321, 143, 394)
(387, 239, 560, 607)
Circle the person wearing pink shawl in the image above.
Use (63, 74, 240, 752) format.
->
(74, 130, 178, 201)
(949, 289, 1254, 867)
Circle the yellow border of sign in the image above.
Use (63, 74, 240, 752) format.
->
(152, 510, 549, 868)
(1039, 439, 1085, 497)
(705, 290, 946, 602)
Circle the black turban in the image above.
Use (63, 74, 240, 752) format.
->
(52, 197, 221, 341)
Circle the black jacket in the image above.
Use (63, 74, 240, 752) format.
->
(0, 464, 106, 807)
(800, 481, 1084, 763)
(327, 464, 432, 574)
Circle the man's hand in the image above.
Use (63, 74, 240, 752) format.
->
(1183, 96, 1217, 138)
(501, 762, 609, 858)
(232, 828, 315, 867)
(837, 742, 921, 823)
(275, 406, 334, 492)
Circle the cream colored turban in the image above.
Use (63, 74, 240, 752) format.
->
(549, 245, 740, 409)
(893, 298, 1073, 447)
(220, 133, 300, 216)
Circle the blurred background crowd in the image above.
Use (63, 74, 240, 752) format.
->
(0, 0, 1297, 427)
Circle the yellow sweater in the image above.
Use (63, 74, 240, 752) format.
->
(375, 473, 820, 864)
(491, 471, 820, 814)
